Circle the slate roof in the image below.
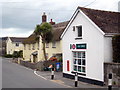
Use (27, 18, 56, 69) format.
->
(78, 7, 120, 34)
(9, 37, 27, 42)
(23, 21, 69, 44)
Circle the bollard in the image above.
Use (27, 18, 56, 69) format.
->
(108, 73, 112, 90)
(75, 72, 78, 87)
(51, 67, 54, 80)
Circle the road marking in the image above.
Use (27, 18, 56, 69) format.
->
(34, 70, 47, 80)
(50, 80, 72, 88)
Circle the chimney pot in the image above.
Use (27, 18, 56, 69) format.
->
(42, 12, 47, 23)
(49, 19, 55, 25)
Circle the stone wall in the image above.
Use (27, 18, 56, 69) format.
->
(104, 62, 120, 86)
(20, 60, 62, 71)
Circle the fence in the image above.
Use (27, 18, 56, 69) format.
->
(104, 62, 120, 87)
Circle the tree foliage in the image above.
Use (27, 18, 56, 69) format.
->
(34, 22, 53, 61)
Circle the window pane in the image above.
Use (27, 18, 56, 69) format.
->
(78, 66, 81, 72)
(77, 26, 82, 37)
(74, 59, 77, 64)
(74, 65, 77, 71)
(82, 59, 85, 65)
(78, 52, 81, 58)
(78, 59, 81, 65)
(82, 67, 85, 73)
(82, 52, 85, 58)
(73, 52, 77, 57)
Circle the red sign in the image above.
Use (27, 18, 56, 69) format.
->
(67, 60, 70, 71)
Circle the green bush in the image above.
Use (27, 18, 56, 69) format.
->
(4, 54, 13, 58)
(13, 50, 23, 58)
(112, 35, 120, 63)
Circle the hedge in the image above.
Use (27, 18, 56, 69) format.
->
(112, 35, 120, 63)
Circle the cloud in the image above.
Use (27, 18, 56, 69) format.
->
(0, 28, 33, 37)
(1, 0, 120, 37)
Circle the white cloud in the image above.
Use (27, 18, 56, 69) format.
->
(0, 28, 33, 37)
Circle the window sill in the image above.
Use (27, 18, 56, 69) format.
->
(52, 47, 56, 48)
(75, 37, 82, 40)
(71, 71, 86, 76)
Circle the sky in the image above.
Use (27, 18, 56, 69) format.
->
(0, 0, 120, 37)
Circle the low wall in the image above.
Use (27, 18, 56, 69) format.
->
(104, 62, 120, 86)
(20, 60, 62, 71)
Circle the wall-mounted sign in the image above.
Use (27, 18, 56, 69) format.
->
(70, 44, 86, 49)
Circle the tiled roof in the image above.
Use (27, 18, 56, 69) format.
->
(78, 7, 120, 34)
(23, 21, 69, 44)
(10, 37, 27, 42)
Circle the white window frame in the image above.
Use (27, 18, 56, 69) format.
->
(74, 25, 82, 39)
(73, 51, 86, 74)
(46, 43, 49, 48)
(52, 41, 56, 48)
(16, 42, 19, 47)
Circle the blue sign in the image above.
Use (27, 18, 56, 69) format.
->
(56, 62, 60, 72)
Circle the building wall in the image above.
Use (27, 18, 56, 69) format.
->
(45, 40, 62, 59)
(62, 10, 105, 82)
(6, 38, 24, 54)
(23, 42, 41, 62)
(6, 38, 13, 54)
(23, 38, 62, 62)
(104, 37, 113, 62)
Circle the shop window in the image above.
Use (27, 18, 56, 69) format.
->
(73, 51, 86, 74)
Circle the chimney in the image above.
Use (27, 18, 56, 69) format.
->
(42, 12, 47, 23)
(49, 19, 55, 25)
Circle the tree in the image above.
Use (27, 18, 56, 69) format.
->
(34, 22, 53, 61)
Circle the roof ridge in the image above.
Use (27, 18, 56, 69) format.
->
(78, 6, 120, 14)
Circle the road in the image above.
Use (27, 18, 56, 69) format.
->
(2, 57, 69, 88)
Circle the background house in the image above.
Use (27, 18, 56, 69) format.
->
(61, 7, 120, 85)
(23, 13, 69, 63)
(6, 37, 26, 55)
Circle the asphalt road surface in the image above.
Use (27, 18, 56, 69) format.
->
(2, 57, 69, 88)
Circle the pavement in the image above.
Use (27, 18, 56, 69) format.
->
(36, 70, 105, 88)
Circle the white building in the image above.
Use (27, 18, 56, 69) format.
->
(61, 7, 120, 85)
(6, 37, 26, 54)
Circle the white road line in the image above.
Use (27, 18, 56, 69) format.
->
(34, 70, 47, 80)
